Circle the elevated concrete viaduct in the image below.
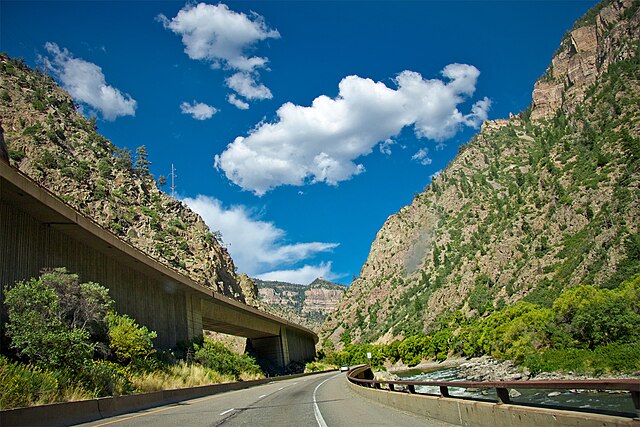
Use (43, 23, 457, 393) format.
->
(0, 164, 317, 370)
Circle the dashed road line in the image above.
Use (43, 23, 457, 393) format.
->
(219, 408, 235, 416)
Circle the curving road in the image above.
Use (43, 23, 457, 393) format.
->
(75, 371, 456, 427)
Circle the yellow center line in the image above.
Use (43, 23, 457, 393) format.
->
(90, 394, 221, 426)
(89, 376, 306, 426)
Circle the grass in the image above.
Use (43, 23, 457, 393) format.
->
(0, 357, 264, 409)
(305, 360, 337, 373)
(131, 362, 236, 392)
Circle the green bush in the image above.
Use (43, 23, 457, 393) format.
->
(524, 342, 640, 375)
(305, 360, 336, 372)
(72, 360, 135, 397)
(4, 270, 96, 370)
(194, 338, 262, 379)
(467, 277, 493, 315)
(107, 313, 157, 366)
(8, 148, 25, 162)
(0, 356, 58, 409)
(553, 280, 640, 348)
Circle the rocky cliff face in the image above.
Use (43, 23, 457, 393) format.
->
(0, 55, 246, 301)
(532, 0, 639, 120)
(303, 286, 345, 315)
(321, 0, 640, 348)
(256, 278, 347, 332)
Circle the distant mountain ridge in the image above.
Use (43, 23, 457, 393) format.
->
(0, 54, 252, 302)
(255, 278, 347, 332)
(320, 0, 640, 347)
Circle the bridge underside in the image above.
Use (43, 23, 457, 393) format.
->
(1, 166, 316, 371)
(199, 297, 316, 371)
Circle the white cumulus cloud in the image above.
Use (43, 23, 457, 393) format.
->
(227, 94, 250, 110)
(379, 138, 396, 156)
(180, 100, 217, 120)
(159, 3, 279, 107)
(215, 64, 490, 195)
(42, 42, 136, 121)
(256, 262, 337, 285)
(182, 195, 338, 279)
(412, 148, 432, 165)
(226, 72, 272, 100)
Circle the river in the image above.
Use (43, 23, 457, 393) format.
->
(398, 367, 637, 417)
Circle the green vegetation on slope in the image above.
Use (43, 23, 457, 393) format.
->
(0, 54, 243, 300)
(322, 9, 640, 345)
(316, 274, 640, 375)
(0, 269, 263, 410)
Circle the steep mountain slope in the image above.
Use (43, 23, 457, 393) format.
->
(256, 278, 347, 332)
(0, 55, 249, 301)
(321, 0, 640, 347)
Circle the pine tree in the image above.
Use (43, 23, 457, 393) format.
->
(135, 145, 151, 174)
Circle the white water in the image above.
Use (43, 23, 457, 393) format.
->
(399, 368, 636, 416)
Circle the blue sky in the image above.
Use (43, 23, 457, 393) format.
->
(2, 0, 597, 285)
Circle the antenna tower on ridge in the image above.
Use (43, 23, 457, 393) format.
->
(169, 163, 177, 198)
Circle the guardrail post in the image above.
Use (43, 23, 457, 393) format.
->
(439, 386, 450, 397)
(374, 382, 381, 389)
(408, 384, 416, 394)
(632, 390, 639, 418)
(389, 384, 395, 392)
(496, 388, 510, 404)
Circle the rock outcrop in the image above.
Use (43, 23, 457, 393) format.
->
(532, 0, 639, 120)
(256, 278, 347, 332)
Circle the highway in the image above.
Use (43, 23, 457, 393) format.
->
(75, 371, 456, 427)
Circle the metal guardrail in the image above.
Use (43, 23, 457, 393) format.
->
(347, 365, 640, 418)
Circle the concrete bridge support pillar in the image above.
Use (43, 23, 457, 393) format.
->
(246, 326, 316, 373)
(185, 294, 203, 342)
(246, 335, 285, 372)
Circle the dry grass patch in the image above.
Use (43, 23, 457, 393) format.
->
(131, 362, 235, 392)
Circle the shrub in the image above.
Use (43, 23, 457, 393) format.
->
(4, 271, 96, 370)
(8, 148, 25, 162)
(193, 338, 262, 379)
(107, 313, 157, 366)
(553, 282, 640, 348)
(305, 360, 336, 373)
(0, 356, 59, 409)
(70, 360, 135, 397)
(524, 342, 640, 375)
(97, 158, 112, 178)
(467, 277, 493, 315)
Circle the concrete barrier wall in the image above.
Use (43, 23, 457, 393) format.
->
(1, 370, 335, 427)
(347, 381, 638, 427)
(1, 201, 190, 348)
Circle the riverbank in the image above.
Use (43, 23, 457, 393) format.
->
(382, 355, 640, 382)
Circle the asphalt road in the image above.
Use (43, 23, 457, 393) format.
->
(75, 371, 456, 427)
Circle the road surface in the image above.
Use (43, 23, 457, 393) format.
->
(75, 371, 456, 426)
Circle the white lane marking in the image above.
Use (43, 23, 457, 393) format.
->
(219, 408, 235, 416)
(278, 387, 284, 390)
(258, 394, 267, 399)
(313, 373, 342, 427)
